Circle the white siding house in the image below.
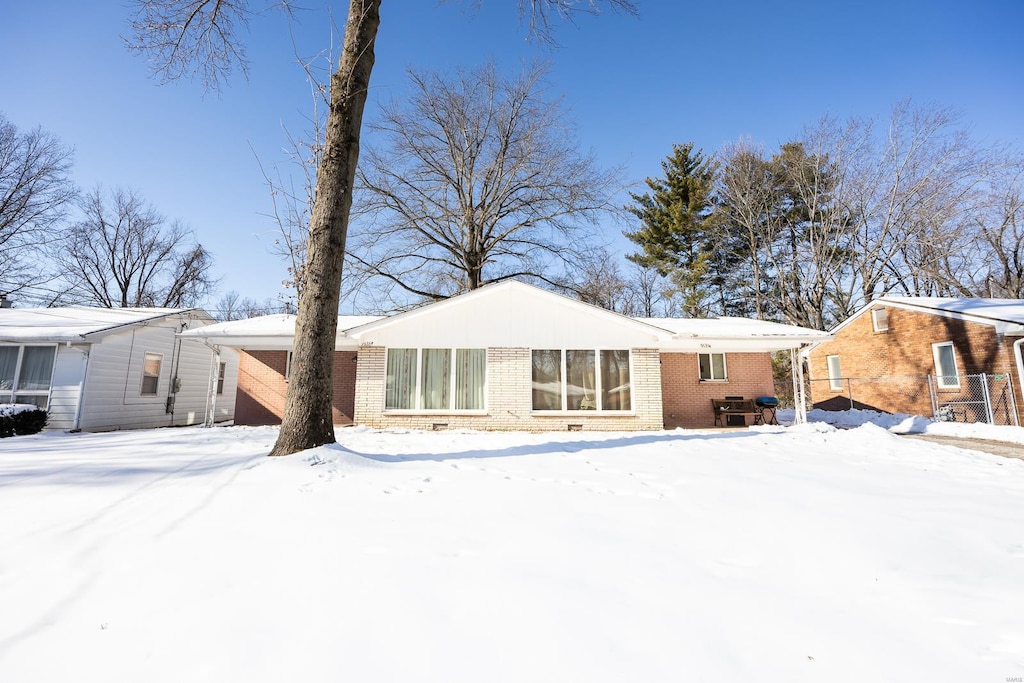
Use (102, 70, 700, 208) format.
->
(0, 307, 237, 432)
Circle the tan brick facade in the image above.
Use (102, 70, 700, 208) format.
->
(354, 346, 664, 431)
(659, 352, 776, 429)
(807, 305, 1021, 421)
(235, 350, 357, 426)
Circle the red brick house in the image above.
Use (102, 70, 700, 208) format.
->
(183, 282, 829, 430)
(805, 297, 1024, 425)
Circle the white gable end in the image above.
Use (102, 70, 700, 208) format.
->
(348, 282, 666, 349)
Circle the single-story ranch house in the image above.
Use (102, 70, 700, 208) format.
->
(183, 282, 829, 430)
(0, 307, 237, 431)
(805, 297, 1024, 425)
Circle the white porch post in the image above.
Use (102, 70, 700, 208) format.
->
(791, 346, 808, 425)
(204, 343, 221, 427)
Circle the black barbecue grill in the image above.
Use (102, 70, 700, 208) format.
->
(755, 396, 779, 425)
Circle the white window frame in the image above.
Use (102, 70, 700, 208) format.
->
(0, 344, 57, 409)
(872, 307, 889, 332)
(217, 362, 226, 395)
(530, 348, 634, 413)
(384, 347, 487, 413)
(141, 352, 163, 396)
(284, 351, 293, 381)
(827, 355, 843, 391)
(932, 341, 960, 389)
(698, 352, 728, 382)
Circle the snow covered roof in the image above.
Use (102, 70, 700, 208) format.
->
(0, 307, 204, 343)
(178, 283, 828, 352)
(818, 297, 1024, 341)
(638, 316, 832, 352)
(880, 297, 1024, 330)
(178, 314, 385, 349)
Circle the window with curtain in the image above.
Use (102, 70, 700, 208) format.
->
(698, 352, 727, 381)
(455, 348, 486, 410)
(531, 349, 562, 410)
(141, 352, 162, 396)
(386, 348, 417, 409)
(566, 350, 596, 410)
(386, 348, 486, 411)
(600, 349, 632, 410)
(532, 349, 631, 412)
(0, 347, 17, 393)
(1, 345, 57, 408)
(420, 348, 452, 410)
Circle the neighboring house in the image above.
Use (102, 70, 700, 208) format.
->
(183, 281, 828, 431)
(0, 307, 237, 431)
(805, 297, 1024, 424)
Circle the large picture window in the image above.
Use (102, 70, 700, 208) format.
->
(531, 349, 631, 411)
(0, 345, 57, 409)
(386, 348, 486, 411)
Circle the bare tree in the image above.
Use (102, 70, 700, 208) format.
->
(128, 0, 638, 456)
(841, 102, 995, 302)
(716, 139, 779, 320)
(351, 61, 621, 305)
(214, 289, 294, 319)
(967, 164, 1024, 297)
(56, 187, 216, 308)
(0, 114, 77, 299)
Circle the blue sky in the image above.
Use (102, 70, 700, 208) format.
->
(2, 0, 1022, 311)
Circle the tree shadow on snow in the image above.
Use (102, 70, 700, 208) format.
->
(331, 428, 774, 464)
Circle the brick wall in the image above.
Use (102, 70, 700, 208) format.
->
(660, 352, 776, 429)
(235, 350, 357, 426)
(355, 346, 664, 431)
(807, 305, 1020, 420)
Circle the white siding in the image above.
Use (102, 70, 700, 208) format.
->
(76, 318, 236, 432)
(46, 345, 88, 430)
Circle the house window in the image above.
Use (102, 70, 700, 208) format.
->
(531, 349, 631, 411)
(827, 355, 843, 391)
(872, 308, 889, 332)
(698, 353, 727, 381)
(0, 345, 57, 409)
(141, 352, 163, 395)
(217, 362, 226, 395)
(933, 342, 959, 388)
(385, 348, 486, 411)
(284, 351, 293, 380)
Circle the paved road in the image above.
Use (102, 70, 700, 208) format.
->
(903, 433, 1024, 461)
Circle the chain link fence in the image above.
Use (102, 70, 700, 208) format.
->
(774, 373, 1019, 426)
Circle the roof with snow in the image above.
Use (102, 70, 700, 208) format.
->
(639, 316, 831, 351)
(822, 297, 1024, 340)
(0, 307, 207, 343)
(180, 282, 829, 352)
(879, 297, 1024, 327)
(178, 314, 385, 349)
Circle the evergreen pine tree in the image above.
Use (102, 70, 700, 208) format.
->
(624, 143, 718, 317)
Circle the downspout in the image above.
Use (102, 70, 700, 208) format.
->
(1013, 338, 1024, 426)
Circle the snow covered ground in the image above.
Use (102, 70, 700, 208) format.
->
(2, 417, 1023, 682)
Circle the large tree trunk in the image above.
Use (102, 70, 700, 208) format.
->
(270, 0, 380, 456)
